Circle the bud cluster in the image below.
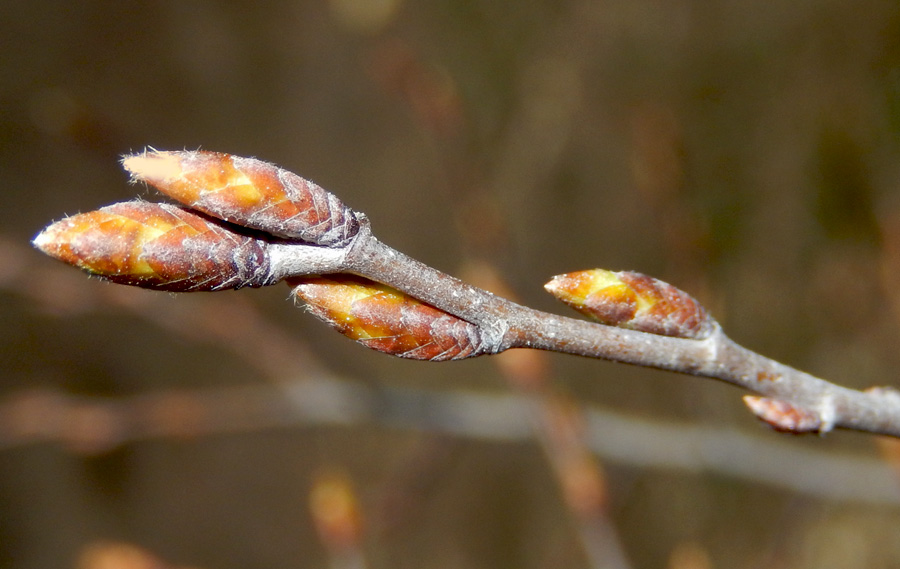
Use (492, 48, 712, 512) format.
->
(33, 149, 363, 292)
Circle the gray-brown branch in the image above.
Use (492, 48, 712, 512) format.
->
(276, 217, 900, 438)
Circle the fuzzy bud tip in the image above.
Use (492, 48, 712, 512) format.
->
(122, 150, 183, 186)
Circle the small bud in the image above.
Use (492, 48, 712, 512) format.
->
(545, 269, 714, 339)
(122, 149, 360, 247)
(33, 201, 277, 291)
(743, 396, 827, 434)
(292, 276, 489, 361)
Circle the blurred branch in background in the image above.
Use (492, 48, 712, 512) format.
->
(2, 379, 898, 506)
(464, 265, 631, 569)
(373, 24, 633, 563)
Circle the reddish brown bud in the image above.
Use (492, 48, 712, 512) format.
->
(122, 150, 360, 247)
(545, 269, 714, 339)
(33, 201, 277, 291)
(743, 396, 831, 434)
(292, 276, 489, 361)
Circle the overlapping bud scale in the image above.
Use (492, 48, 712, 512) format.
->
(292, 276, 488, 361)
(545, 269, 714, 340)
(33, 201, 276, 291)
(122, 150, 360, 247)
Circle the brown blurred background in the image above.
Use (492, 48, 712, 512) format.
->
(3, 1, 900, 568)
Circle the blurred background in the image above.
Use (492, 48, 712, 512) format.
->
(3, 1, 900, 568)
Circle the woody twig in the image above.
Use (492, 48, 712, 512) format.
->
(32, 150, 900, 438)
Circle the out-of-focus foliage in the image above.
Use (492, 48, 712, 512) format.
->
(3, 1, 900, 568)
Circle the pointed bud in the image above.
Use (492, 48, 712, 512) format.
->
(545, 269, 714, 339)
(743, 396, 829, 434)
(292, 276, 488, 361)
(33, 201, 277, 291)
(122, 149, 360, 247)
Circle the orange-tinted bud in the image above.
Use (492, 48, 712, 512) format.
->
(33, 201, 277, 291)
(122, 150, 360, 247)
(292, 276, 488, 361)
(545, 269, 714, 339)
